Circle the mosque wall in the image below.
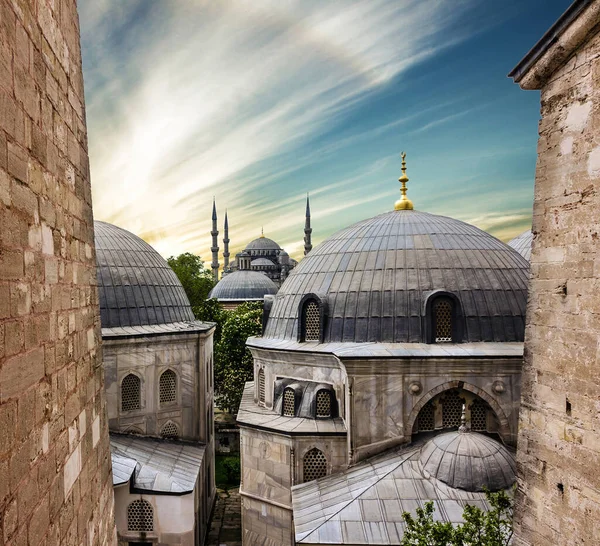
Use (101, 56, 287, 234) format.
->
(513, 19, 600, 546)
(0, 0, 117, 544)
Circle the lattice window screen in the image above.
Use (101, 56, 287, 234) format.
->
(283, 388, 295, 416)
(159, 370, 176, 405)
(316, 390, 331, 417)
(127, 499, 153, 531)
(442, 390, 463, 428)
(303, 448, 327, 482)
(304, 301, 320, 341)
(434, 298, 453, 342)
(258, 369, 265, 404)
(417, 401, 435, 431)
(121, 374, 141, 412)
(161, 421, 179, 438)
(471, 398, 488, 431)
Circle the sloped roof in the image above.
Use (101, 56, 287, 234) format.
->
(292, 442, 511, 544)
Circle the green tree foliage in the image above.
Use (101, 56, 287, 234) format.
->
(214, 302, 262, 413)
(167, 253, 215, 310)
(400, 489, 513, 546)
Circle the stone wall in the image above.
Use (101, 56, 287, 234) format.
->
(0, 0, 116, 544)
(513, 23, 600, 546)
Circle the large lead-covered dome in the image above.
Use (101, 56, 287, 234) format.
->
(264, 210, 529, 343)
(508, 229, 533, 262)
(209, 270, 278, 301)
(245, 236, 281, 251)
(95, 221, 195, 328)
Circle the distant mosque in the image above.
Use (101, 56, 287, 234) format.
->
(209, 197, 314, 308)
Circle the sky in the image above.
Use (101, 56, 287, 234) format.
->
(79, 0, 572, 264)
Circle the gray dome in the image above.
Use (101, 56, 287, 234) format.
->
(508, 229, 532, 262)
(252, 258, 275, 266)
(245, 237, 281, 251)
(209, 270, 278, 301)
(95, 221, 195, 328)
(419, 431, 516, 492)
(264, 210, 529, 343)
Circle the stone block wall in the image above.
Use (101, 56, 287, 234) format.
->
(513, 26, 600, 546)
(0, 0, 116, 544)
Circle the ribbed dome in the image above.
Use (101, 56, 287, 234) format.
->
(264, 210, 529, 343)
(252, 258, 275, 266)
(209, 270, 278, 301)
(508, 229, 532, 262)
(245, 237, 281, 251)
(419, 431, 516, 492)
(95, 221, 195, 328)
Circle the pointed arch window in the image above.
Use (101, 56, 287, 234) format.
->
(303, 448, 327, 482)
(159, 369, 177, 405)
(160, 421, 179, 438)
(121, 374, 141, 412)
(283, 388, 295, 417)
(433, 297, 453, 342)
(316, 390, 332, 418)
(258, 369, 265, 404)
(304, 301, 320, 341)
(127, 499, 153, 532)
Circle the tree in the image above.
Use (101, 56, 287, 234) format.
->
(167, 253, 214, 309)
(400, 489, 513, 546)
(214, 302, 262, 413)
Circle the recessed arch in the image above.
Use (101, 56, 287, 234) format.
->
(159, 368, 177, 405)
(121, 373, 141, 412)
(405, 380, 511, 440)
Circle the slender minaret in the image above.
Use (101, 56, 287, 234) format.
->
(223, 210, 230, 272)
(304, 193, 312, 256)
(211, 198, 220, 282)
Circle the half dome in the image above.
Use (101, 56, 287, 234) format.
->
(508, 229, 532, 262)
(209, 270, 278, 301)
(419, 431, 516, 492)
(264, 210, 529, 343)
(95, 221, 195, 328)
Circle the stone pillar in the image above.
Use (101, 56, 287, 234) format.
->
(0, 0, 117, 544)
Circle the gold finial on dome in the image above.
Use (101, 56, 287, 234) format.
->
(260, 227, 265, 238)
(394, 151, 414, 211)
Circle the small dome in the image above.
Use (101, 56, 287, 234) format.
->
(419, 431, 516, 492)
(209, 270, 278, 301)
(252, 258, 275, 266)
(508, 230, 532, 262)
(264, 210, 529, 343)
(245, 237, 281, 251)
(95, 221, 195, 328)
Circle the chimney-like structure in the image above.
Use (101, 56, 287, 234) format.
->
(223, 210, 230, 272)
(211, 199, 220, 282)
(304, 194, 313, 256)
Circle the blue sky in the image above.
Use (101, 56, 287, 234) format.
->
(80, 0, 571, 263)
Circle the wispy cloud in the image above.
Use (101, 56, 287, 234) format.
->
(80, 0, 493, 262)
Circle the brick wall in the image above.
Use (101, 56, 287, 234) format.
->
(513, 25, 600, 546)
(0, 1, 116, 545)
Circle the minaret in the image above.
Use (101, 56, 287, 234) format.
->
(223, 210, 230, 272)
(211, 198, 220, 282)
(304, 193, 312, 256)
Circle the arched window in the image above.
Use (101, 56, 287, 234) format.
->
(160, 421, 179, 438)
(433, 297, 453, 342)
(442, 390, 464, 428)
(316, 390, 332, 418)
(121, 374, 141, 412)
(258, 369, 265, 404)
(127, 499, 153, 532)
(304, 300, 320, 341)
(159, 370, 176, 405)
(470, 398, 488, 432)
(283, 388, 295, 417)
(303, 448, 327, 482)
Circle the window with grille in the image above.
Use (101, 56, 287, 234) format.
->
(304, 301, 320, 341)
(434, 298, 453, 342)
(316, 390, 331, 418)
(442, 390, 464, 428)
(283, 388, 295, 416)
(127, 499, 153, 532)
(471, 398, 488, 432)
(159, 370, 176, 405)
(121, 374, 141, 412)
(258, 369, 265, 404)
(160, 421, 179, 438)
(303, 448, 327, 482)
(417, 401, 435, 431)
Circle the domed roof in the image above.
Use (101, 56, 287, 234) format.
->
(419, 431, 516, 492)
(508, 229, 532, 262)
(245, 236, 281, 251)
(209, 270, 278, 301)
(95, 221, 195, 328)
(252, 258, 275, 266)
(264, 210, 529, 343)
